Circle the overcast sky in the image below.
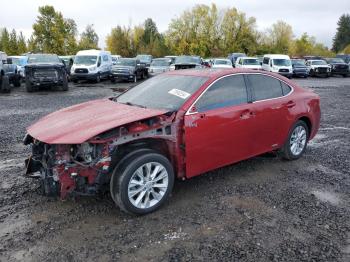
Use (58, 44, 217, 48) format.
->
(1, 0, 349, 49)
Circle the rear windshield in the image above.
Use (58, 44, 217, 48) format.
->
(116, 75, 208, 111)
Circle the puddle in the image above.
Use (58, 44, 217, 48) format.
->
(311, 190, 342, 206)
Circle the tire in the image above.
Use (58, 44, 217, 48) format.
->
(0, 75, 11, 93)
(111, 77, 116, 83)
(111, 152, 174, 215)
(61, 75, 69, 91)
(281, 120, 309, 160)
(13, 74, 21, 87)
(25, 77, 34, 92)
(73, 79, 78, 84)
(342, 74, 348, 78)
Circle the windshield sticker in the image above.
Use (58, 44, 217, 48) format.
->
(168, 89, 191, 99)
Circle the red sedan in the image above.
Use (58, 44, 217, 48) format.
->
(24, 69, 320, 214)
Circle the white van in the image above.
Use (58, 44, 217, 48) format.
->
(71, 50, 112, 83)
(235, 57, 262, 70)
(262, 54, 292, 78)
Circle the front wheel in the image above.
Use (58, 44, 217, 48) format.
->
(0, 75, 11, 93)
(25, 77, 34, 92)
(111, 153, 174, 215)
(281, 120, 309, 160)
(96, 74, 101, 83)
(61, 75, 69, 91)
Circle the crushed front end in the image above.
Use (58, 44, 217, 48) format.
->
(23, 135, 112, 199)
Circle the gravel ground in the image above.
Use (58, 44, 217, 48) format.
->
(0, 76, 349, 262)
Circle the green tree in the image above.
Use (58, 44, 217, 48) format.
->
(106, 25, 133, 56)
(8, 29, 18, 55)
(332, 14, 350, 52)
(0, 28, 10, 54)
(267, 20, 294, 53)
(17, 32, 27, 54)
(31, 5, 78, 55)
(343, 44, 350, 54)
(78, 24, 99, 50)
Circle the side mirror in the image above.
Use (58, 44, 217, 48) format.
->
(260, 62, 262, 65)
(61, 60, 66, 67)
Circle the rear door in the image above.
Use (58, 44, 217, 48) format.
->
(184, 74, 255, 178)
(246, 74, 295, 154)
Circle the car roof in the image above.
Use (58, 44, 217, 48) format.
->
(164, 68, 284, 79)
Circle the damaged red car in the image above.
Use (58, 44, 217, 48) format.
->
(24, 69, 320, 214)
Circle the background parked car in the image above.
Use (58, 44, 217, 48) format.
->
(262, 54, 292, 78)
(164, 55, 177, 64)
(111, 55, 121, 65)
(291, 59, 308, 78)
(170, 55, 203, 70)
(235, 57, 261, 70)
(227, 53, 246, 67)
(110, 58, 148, 83)
(136, 54, 153, 68)
(149, 58, 171, 76)
(25, 53, 68, 92)
(8, 55, 28, 79)
(211, 58, 232, 68)
(324, 57, 349, 77)
(336, 54, 350, 64)
(0, 52, 21, 92)
(71, 49, 112, 83)
(306, 60, 331, 77)
(59, 55, 74, 78)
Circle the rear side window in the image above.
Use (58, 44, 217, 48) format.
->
(281, 82, 292, 95)
(247, 74, 283, 101)
(103, 55, 108, 61)
(196, 75, 248, 112)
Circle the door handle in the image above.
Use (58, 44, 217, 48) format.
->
(199, 113, 206, 119)
(240, 109, 252, 119)
(286, 101, 296, 108)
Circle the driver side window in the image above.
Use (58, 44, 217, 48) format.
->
(195, 75, 248, 112)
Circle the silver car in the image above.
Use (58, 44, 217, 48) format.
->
(149, 58, 171, 76)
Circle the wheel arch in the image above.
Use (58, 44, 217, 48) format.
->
(297, 116, 312, 139)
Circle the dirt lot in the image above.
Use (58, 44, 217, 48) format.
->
(0, 77, 349, 262)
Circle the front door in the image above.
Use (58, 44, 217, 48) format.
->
(184, 74, 254, 178)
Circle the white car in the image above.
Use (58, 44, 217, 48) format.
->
(71, 49, 112, 83)
(211, 59, 232, 68)
(305, 60, 331, 77)
(8, 55, 28, 78)
(235, 57, 262, 70)
(262, 54, 293, 78)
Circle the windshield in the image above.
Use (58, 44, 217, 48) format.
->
(175, 56, 201, 64)
(292, 60, 306, 66)
(151, 59, 170, 67)
(28, 54, 61, 64)
(311, 60, 327, 65)
(116, 75, 208, 111)
(242, 58, 260, 65)
(328, 58, 345, 63)
(136, 55, 152, 63)
(273, 59, 291, 66)
(74, 56, 97, 65)
(116, 58, 136, 66)
(214, 59, 231, 65)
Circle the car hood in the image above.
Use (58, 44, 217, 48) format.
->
(27, 99, 167, 144)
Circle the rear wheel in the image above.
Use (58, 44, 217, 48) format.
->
(342, 74, 348, 78)
(96, 73, 101, 83)
(110, 152, 174, 215)
(281, 120, 309, 160)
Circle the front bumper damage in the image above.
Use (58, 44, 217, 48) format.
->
(23, 113, 177, 199)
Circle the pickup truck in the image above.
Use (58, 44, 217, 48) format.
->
(0, 51, 21, 92)
(110, 58, 148, 83)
